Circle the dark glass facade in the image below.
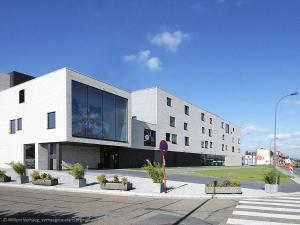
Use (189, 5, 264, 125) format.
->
(72, 81, 128, 142)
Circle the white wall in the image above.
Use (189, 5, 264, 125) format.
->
(0, 68, 68, 168)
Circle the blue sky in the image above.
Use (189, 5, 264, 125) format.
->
(1, 0, 300, 157)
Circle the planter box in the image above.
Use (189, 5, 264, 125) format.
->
(16, 175, 29, 184)
(152, 183, 164, 193)
(265, 184, 278, 193)
(0, 176, 11, 182)
(205, 186, 242, 194)
(32, 179, 58, 186)
(73, 178, 86, 188)
(100, 182, 133, 191)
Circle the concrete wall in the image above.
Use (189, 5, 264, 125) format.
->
(0, 73, 10, 92)
(131, 119, 157, 150)
(61, 144, 100, 169)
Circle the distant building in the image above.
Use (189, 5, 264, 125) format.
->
(256, 148, 272, 165)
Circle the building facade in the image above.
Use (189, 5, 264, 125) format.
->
(0, 68, 242, 170)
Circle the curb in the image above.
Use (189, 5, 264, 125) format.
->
(1, 183, 299, 200)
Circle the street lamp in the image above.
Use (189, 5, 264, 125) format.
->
(273, 92, 298, 166)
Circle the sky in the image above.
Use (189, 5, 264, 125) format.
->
(0, 0, 300, 158)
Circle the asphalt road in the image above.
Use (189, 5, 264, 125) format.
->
(0, 186, 238, 225)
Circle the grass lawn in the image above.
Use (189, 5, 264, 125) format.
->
(181, 165, 295, 184)
(127, 166, 226, 171)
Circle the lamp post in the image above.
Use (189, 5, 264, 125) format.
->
(273, 92, 298, 166)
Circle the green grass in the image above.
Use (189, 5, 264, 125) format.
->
(127, 166, 226, 170)
(181, 165, 295, 184)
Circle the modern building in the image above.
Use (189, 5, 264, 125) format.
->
(0, 68, 242, 170)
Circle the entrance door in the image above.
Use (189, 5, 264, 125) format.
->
(99, 148, 119, 169)
(24, 144, 35, 169)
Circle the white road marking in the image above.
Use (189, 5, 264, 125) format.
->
(275, 196, 300, 200)
(245, 198, 300, 204)
(233, 210, 300, 220)
(239, 200, 300, 208)
(236, 204, 300, 213)
(227, 218, 300, 225)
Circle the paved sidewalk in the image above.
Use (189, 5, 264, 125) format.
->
(1, 169, 299, 199)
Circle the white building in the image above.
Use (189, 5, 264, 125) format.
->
(0, 68, 242, 170)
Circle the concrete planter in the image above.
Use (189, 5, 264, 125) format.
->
(16, 175, 29, 184)
(32, 179, 58, 186)
(73, 178, 86, 188)
(265, 184, 278, 193)
(100, 182, 133, 191)
(205, 186, 242, 194)
(152, 183, 164, 193)
(0, 176, 11, 182)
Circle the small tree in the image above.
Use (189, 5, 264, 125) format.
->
(65, 163, 85, 179)
(9, 162, 27, 176)
(143, 159, 164, 183)
(264, 170, 280, 184)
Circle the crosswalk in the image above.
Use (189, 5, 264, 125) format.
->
(226, 195, 300, 225)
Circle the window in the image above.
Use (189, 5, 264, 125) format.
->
(209, 118, 213, 124)
(205, 141, 208, 149)
(238, 148, 240, 153)
(232, 146, 235, 152)
(201, 113, 205, 121)
(72, 81, 128, 142)
(166, 133, 170, 142)
(201, 141, 204, 148)
(17, 118, 22, 130)
(184, 105, 189, 115)
(144, 129, 156, 147)
(222, 144, 224, 151)
(233, 127, 235, 132)
(170, 116, 176, 127)
(19, 90, 25, 103)
(225, 145, 228, 151)
(222, 134, 225, 140)
(10, 120, 16, 134)
(238, 138, 241, 144)
(210, 142, 213, 148)
(232, 137, 235, 143)
(208, 129, 212, 137)
(172, 134, 177, 144)
(47, 112, 56, 129)
(167, 97, 172, 107)
(221, 122, 224, 129)
(184, 122, 188, 131)
(185, 137, 189, 146)
(202, 127, 205, 134)
(225, 123, 229, 134)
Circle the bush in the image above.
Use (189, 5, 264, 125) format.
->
(0, 170, 7, 178)
(41, 173, 53, 181)
(264, 170, 280, 184)
(31, 171, 40, 181)
(66, 163, 85, 179)
(113, 176, 119, 183)
(121, 177, 129, 185)
(143, 159, 164, 183)
(206, 180, 241, 187)
(9, 162, 26, 176)
(97, 174, 107, 185)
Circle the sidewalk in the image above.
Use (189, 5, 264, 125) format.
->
(1, 169, 299, 199)
(276, 166, 300, 184)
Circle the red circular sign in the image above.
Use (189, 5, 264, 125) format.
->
(159, 140, 168, 155)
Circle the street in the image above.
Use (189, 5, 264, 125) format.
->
(0, 186, 237, 225)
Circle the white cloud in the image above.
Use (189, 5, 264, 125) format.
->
(151, 30, 191, 52)
(123, 50, 161, 71)
(242, 124, 267, 137)
(295, 100, 300, 105)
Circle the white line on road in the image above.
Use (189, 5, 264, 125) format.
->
(227, 218, 300, 225)
(245, 198, 300, 204)
(236, 204, 300, 213)
(240, 200, 300, 208)
(233, 210, 300, 220)
(275, 196, 300, 200)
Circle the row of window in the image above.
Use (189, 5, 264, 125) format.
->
(167, 97, 190, 116)
(10, 112, 56, 134)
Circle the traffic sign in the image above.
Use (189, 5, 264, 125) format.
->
(159, 140, 168, 155)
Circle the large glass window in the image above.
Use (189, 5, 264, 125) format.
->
(144, 129, 156, 146)
(72, 81, 128, 142)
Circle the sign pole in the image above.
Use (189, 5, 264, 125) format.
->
(162, 154, 166, 193)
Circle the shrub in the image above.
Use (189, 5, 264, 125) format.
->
(206, 180, 241, 187)
(113, 176, 119, 183)
(9, 162, 27, 176)
(97, 174, 107, 185)
(264, 170, 280, 184)
(40, 173, 53, 181)
(121, 177, 129, 185)
(143, 159, 164, 183)
(0, 170, 7, 178)
(31, 171, 40, 181)
(66, 163, 85, 179)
